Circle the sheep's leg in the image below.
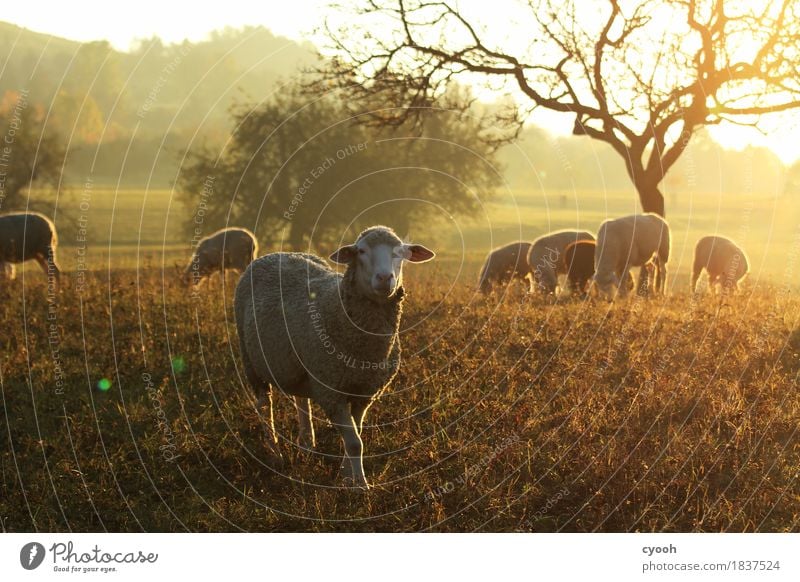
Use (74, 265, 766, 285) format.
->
(709, 273, 720, 296)
(544, 268, 558, 295)
(617, 265, 633, 298)
(255, 388, 284, 468)
(579, 277, 591, 297)
(655, 260, 667, 295)
(350, 398, 370, 436)
(294, 396, 316, 450)
(321, 400, 368, 488)
(691, 265, 703, 294)
(721, 265, 738, 294)
(35, 248, 61, 292)
(566, 275, 578, 296)
(240, 346, 283, 467)
(721, 276, 736, 295)
(525, 273, 535, 294)
(47, 246, 61, 289)
(636, 265, 650, 297)
(624, 271, 635, 295)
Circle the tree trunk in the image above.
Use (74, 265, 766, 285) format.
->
(636, 180, 666, 217)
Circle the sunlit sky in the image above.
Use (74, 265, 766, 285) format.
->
(3, 0, 798, 164)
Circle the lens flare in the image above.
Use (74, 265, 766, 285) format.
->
(171, 356, 186, 374)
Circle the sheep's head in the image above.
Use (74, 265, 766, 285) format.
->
(183, 250, 210, 286)
(593, 270, 621, 301)
(330, 226, 435, 300)
(182, 262, 196, 286)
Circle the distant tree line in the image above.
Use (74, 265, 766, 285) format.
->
(0, 24, 316, 188)
(0, 90, 64, 211)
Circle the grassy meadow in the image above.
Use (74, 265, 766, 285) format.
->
(1, 186, 799, 532)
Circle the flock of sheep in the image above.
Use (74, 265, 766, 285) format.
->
(0, 210, 749, 488)
(479, 212, 749, 299)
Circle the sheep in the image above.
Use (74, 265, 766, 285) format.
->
(563, 240, 596, 296)
(692, 235, 749, 294)
(477, 241, 532, 293)
(564, 239, 634, 297)
(594, 213, 670, 299)
(528, 230, 596, 294)
(234, 225, 435, 488)
(185, 227, 257, 285)
(0, 212, 61, 290)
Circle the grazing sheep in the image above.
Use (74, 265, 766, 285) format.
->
(0, 212, 61, 289)
(564, 240, 634, 297)
(478, 241, 532, 293)
(234, 226, 435, 488)
(185, 227, 257, 285)
(692, 235, 749, 294)
(528, 230, 595, 294)
(594, 213, 670, 299)
(563, 240, 596, 296)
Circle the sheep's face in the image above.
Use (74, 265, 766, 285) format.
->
(330, 227, 435, 299)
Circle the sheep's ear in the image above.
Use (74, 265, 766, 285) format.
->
(329, 245, 358, 264)
(402, 244, 435, 263)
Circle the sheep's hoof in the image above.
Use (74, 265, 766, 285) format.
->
(339, 465, 369, 490)
(340, 475, 370, 490)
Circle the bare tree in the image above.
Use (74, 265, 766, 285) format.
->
(319, 0, 800, 215)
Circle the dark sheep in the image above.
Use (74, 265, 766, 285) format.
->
(564, 240, 596, 296)
(528, 230, 596, 295)
(692, 235, 749, 294)
(185, 227, 257, 285)
(478, 241, 532, 293)
(564, 239, 635, 297)
(0, 212, 61, 290)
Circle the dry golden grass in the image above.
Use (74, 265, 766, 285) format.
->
(1, 261, 799, 532)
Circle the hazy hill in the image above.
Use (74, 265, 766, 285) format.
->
(0, 22, 317, 185)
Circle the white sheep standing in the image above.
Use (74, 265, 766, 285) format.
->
(594, 213, 670, 299)
(692, 235, 749, 294)
(527, 230, 595, 294)
(234, 226, 435, 488)
(185, 227, 257, 285)
(477, 241, 532, 293)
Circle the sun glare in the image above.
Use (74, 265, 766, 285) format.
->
(1, 0, 798, 163)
